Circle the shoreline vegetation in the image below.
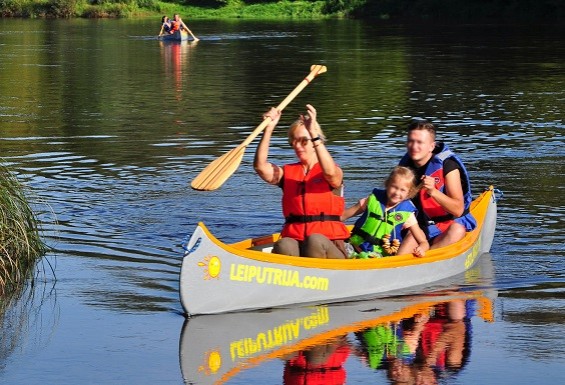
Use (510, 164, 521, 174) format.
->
(0, 0, 562, 21)
(0, 164, 48, 296)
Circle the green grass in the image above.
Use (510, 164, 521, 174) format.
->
(0, 0, 336, 19)
(0, 163, 48, 295)
(1, 0, 561, 20)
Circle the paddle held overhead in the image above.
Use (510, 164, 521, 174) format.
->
(190, 64, 328, 191)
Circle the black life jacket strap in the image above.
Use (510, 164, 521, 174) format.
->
(350, 227, 381, 246)
(427, 208, 470, 225)
(285, 213, 341, 224)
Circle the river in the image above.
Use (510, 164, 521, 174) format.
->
(0, 18, 563, 384)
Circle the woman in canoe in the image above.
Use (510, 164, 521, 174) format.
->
(254, 104, 350, 259)
(342, 166, 429, 258)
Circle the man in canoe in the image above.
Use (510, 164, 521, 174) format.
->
(170, 14, 200, 41)
(254, 104, 350, 259)
(398, 119, 476, 249)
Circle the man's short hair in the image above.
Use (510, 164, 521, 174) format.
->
(408, 119, 436, 141)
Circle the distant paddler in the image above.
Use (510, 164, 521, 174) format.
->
(158, 15, 173, 37)
(170, 14, 199, 41)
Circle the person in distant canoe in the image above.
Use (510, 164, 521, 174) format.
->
(342, 166, 429, 258)
(254, 104, 350, 259)
(170, 14, 200, 41)
(398, 119, 476, 249)
(158, 15, 173, 36)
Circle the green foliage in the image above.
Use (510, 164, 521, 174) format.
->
(322, 0, 367, 16)
(0, 164, 47, 295)
(0, 1, 562, 22)
(47, 0, 79, 17)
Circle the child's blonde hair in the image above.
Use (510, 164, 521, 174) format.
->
(384, 166, 419, 199)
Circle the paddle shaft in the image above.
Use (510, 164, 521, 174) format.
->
(190, 64, 327, 191)
(240, 64, 327, 147)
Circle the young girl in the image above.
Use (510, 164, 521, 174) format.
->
(343, 166, 429, 258)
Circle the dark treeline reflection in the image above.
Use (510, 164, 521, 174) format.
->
(351, 0, 564, 21)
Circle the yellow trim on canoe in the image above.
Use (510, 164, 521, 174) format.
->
(199, 186, 494, 271)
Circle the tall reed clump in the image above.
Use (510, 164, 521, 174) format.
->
(0, 164, 48, 295)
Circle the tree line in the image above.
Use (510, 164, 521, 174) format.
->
(0, 0, 561, 20)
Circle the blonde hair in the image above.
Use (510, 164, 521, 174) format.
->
(287, 116, 327, 145)
(384, 166, 419, 199)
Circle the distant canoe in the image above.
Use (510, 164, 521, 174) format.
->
(180, 186, 501, 316)
(158, 30, 189, 42)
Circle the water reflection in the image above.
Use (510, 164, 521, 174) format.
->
(159, 40, 199, 101)
(179, 255, 496, 384)
(358, 299, 479, 384)
(0, 281, 58, 370)
(282, 334, 349, 385)
(180, 290, 495, 385)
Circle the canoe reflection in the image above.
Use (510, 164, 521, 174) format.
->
(179, 289, 495, 385)
(282, 334, 350, 385)
(357, 298, 479, 384)
(159, 39, 198, 101)
(179, 253, 495, 384)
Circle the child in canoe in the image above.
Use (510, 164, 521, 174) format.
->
(342, 166, 429, 258)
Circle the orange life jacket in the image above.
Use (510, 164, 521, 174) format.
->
(170, 21, 180, 32)
(284, 344, 350, 385)
(280, 163, 349, 241)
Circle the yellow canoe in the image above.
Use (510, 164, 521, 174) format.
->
(180, 186, 500, 316)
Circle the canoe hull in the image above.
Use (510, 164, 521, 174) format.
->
(180, 187, 498, 316)
(158, 30, 189, 41)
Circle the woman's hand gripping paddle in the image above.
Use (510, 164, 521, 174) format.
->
(190, 65, 327, 191)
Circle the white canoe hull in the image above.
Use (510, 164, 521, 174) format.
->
(180, 187, 499, 316)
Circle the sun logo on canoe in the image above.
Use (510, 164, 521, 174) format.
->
(198, 349, 222, 375)
(198, 255, 221, 280)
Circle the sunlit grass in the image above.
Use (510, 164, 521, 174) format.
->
(0, 0, 334, 19)
(0, 163, 48, 295)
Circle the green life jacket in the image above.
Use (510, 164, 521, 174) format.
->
(361, 325, 408, 369)
(349, 189, 417, 256)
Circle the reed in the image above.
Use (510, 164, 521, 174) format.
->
(0, 163, 48, 295)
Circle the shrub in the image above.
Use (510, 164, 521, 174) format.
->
(0, 164, 48, 295)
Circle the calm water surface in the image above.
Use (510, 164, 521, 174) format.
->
(0, 18, 563, 384)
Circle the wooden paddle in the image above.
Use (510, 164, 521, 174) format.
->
(190, 64, 328, 191)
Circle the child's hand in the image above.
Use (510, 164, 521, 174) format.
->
(413, 247, 425, 258)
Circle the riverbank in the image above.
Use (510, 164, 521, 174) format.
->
(0, 0, 335, 19)
(1, 0, 561, 21)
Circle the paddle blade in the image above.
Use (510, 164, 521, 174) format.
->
(190, 146, 246, 191)
(310, 64, 327, 75)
